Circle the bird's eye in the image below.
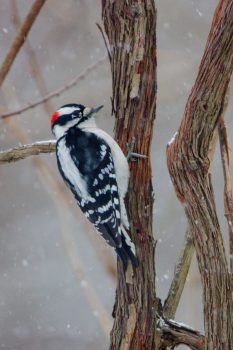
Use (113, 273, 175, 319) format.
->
(72, 110, 82, 118)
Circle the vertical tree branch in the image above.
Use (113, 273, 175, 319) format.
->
(0, 0, 46, 87)
(102, 1, 158, 349)
(167, 1, 233, 349)
(218, 115, 233, 291)
(163, 227, 194, 319)
(164, 127, 219, 320)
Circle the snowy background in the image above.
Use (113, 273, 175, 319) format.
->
(0, 1, 232, 349)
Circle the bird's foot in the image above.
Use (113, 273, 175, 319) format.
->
(126, 137, 148, 161)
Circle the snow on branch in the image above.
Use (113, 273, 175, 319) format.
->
(158, 317, 205, 350)
(0, 140, 56, 164)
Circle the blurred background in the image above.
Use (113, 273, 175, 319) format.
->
(0, 0, 232, 349)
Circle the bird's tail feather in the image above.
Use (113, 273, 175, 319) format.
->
(116, 226, 138, 270)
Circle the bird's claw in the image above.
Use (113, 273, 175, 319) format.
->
(126, 137, 148, 161)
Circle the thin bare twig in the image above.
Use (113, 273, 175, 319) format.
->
(0, 0, 46, 87)
(11, 0, 53, 116)
(0, 140, 56, 163)
(0, 56, 106, 119)
(163, 227, 194, 319)
(96, 23, 112, 63)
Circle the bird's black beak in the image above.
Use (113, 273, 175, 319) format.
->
(91, 105, 104, 114)
(82, 105, 104, 121)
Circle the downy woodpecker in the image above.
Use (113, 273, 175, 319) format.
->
(51, 104, 138, 269)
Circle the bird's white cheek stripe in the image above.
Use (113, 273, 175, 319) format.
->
(58, 106, 79, 115)
(57, 138, 90, 200)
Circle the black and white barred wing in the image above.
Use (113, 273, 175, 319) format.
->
(80, 142, 123, 248)
(56, 132, 121, 243)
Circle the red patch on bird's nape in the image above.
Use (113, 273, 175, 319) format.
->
(51, 111, 59, 127)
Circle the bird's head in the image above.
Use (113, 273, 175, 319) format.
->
(51, 103, 103, 139)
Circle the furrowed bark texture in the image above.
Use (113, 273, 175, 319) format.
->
(218, 116, 233, 291)
(167, 1, 233, 349)
(159, 318, 205, 350)
(102, 1, 157, 349)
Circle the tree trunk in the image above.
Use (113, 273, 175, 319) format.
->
(102, 1, 158, 349)
(167, 1, 233, 349)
